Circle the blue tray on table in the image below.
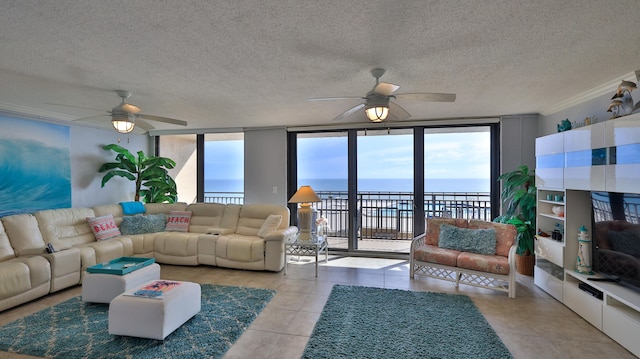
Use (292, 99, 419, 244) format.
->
(86, 257, 155, 275)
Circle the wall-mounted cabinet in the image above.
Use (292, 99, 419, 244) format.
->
(536, 113, 640, 192)
(605, 114, 640, 193)
(535, 132, 564, 189)
(563, 121, 606, 191)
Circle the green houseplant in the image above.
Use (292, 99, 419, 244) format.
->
(494, 165, 536, 275)
(99, 144, 178, 203)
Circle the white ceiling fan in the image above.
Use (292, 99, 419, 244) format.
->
(310, 68, 456, 122)
(49, 90, 187, 133)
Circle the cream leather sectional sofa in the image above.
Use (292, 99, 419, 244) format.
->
(0, 202, 297, 312)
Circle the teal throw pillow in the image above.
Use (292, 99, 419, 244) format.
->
(438, 224, 496, 255)
(120, 201, 146, 215)
(120, 214, 166, 235)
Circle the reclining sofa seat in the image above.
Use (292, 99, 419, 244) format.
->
(35, 208, 133, 279)
(0, 216, 51, 312)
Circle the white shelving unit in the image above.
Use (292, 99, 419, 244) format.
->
(534, 113, 640, 357)
(534, 189, 590, 301)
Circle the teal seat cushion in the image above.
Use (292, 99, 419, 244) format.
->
(438, 224, 496, 255)
(120, 214, 166, 235)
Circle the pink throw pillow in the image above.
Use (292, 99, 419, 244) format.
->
(87, 214, 121, 241)
(165, 211, 192, 232)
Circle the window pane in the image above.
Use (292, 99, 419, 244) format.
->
(158, 134, 197, 203)
(204, 133, 244, 204)
(424, 127, 491, 220)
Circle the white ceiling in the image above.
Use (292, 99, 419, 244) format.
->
(1, 1, 639, 134)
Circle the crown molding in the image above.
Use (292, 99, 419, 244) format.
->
(0, 102, 76, 122)
(540, 71, 638, 116)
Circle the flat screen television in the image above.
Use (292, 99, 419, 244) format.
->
(591, 191, 640, 292)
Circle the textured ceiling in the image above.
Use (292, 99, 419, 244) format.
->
(1, 1, 639, 133)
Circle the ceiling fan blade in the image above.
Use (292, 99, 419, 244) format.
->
(135, 118, 155, 131)
(389, 101, 411, 121)
(332, 103, 365, 121)
(138, 114, 188, 126)
(373, 82, 400, 96)
(309, 96, 364, 101)
(394, 93, 456, 102)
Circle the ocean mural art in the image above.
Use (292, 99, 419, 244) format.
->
(0, 115, 71, 217)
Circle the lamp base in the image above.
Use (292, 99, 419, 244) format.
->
(297, 204, 314, 242)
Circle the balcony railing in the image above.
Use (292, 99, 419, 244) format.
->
(204, 190, 491, 239)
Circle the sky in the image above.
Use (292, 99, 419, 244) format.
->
(204, 130, 491, 180)
(297, 131, 490, 179)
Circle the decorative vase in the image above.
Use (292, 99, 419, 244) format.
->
(516, 254, 535, 276)
(575, 225, 594, 274)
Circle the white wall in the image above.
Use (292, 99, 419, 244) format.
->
(243, 128, 288, 205)
(500, 114, 538, 174)
(539, 92, 613, 136)
(70, 125, 150, 207)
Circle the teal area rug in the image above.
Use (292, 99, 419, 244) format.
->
(303, 285, 512, 359)
(0, 284, 275, 359)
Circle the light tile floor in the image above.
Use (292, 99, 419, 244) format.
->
(0, 256, 637, 359)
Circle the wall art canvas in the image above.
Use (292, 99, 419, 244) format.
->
(0, 115, 71, 217)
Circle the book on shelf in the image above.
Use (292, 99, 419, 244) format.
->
(126, 280, 182, 299)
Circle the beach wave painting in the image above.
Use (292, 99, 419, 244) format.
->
(0, 115, 71, 217)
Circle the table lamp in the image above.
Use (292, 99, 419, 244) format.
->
(288, 186, 321, 241)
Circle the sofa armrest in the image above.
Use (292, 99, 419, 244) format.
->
(507, 243, 517, 269)
(206, 227, 234, 235)
(410, 233, 426, 255)
(41, 247, 81, 291)
(264, 226, 298, 242)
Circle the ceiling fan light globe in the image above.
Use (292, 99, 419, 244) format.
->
(365, 106, 389, 122)
(111, 113, 136, 133)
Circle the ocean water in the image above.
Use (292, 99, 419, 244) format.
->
(0, 138, 71, 217)
(205, 178, 489, 193)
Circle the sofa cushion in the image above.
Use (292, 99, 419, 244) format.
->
(216, 234, 265, 262)
(0, 221, 15, 261)
(92, 204, 125, 227)
(425, 218, 468, 246)
(468, 220, 516, 257)
(2, 214, 47, 256)
(257, 215, 282, 238)
(120, 214, 166, 235)
(119, 201, 146, 215)
(35, 208, 96, 250)
(186, 203, 226, 233)
(87, 214, 121, 241)
(438, 224, 496, 255)
(457, 252, 510, 275)
(165, 211, 192, 232)
(413, 244, 460, 267)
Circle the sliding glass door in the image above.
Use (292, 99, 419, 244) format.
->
(293, 124, 496, 256)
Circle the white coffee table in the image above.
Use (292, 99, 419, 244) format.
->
(108, 280, 201, 340)
(82, 263, 161, 303)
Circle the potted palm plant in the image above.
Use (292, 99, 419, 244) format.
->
(494, 165, 536, 275)
(99, 144, 178, 203)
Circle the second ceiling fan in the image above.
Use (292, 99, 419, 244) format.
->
(310, 68, 456, 122)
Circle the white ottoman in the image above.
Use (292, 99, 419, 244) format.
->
(82, 263, 161, 303)
(108, 280, 201, 340)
